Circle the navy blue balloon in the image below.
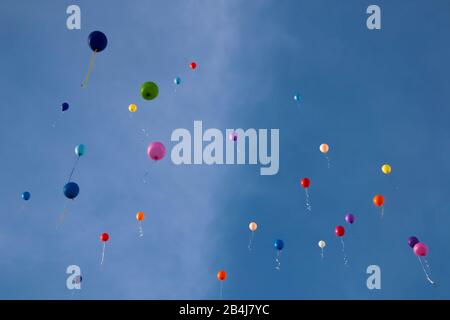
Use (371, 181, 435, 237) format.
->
(88, 31, 108, 52)
(22, 191, 31, 201)
(408, 236, 419, 249)
(62, 102, 69, 112)
(63, 182, 80, 199)
(274, 239, 284, 251)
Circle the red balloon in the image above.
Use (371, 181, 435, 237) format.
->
(300, 178, 310, 188)
(373, 194, 384, 207)
(189, 62, 197, 70)
(100, 233, 109, 242)
(217, 270, 227, 281)
(335, 226, 345, 237)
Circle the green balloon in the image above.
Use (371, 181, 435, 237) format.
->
(140, 82, 159, 100)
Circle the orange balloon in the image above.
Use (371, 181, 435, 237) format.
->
(217, 270, 227, 281)
(136, 211, 145, 221)
(373, 194, 384, 207)
(249, 222, 257, 232)
(319, 143, 329, 154)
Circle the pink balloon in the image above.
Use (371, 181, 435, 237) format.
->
(147, 142, 166, 161)
(229, 131, 238, 141)
(413, 242, 428, 257)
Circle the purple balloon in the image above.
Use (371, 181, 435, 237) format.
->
(345, 213, 355, 224)
(408, 236, 419, 249)
(229, 131, 238, 142)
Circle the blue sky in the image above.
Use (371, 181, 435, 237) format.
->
(1, 0, 450, 299)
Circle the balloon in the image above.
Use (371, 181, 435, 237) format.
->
(413, 242, 428, 257)
(147, 142, 166, 161)
(63, 182, 79, 199)
(318, 240, 326, 249)
(300, 178, 310, 188)
(128, 104, 137, 113)
(319, 144, 329, 154)
(189, 62, 197, 70)
(174, 77, 181, 85)
(22, 191, 31, 201)
(294, 94, 301, 102)
(136, 211, 145, 221)
(73, 275, 82, 284)
(335, 226, 345, 237)
(62, 102, 69, 112)
(408, 236, 420, 249)
(140, 81, 159, 100)
(100, 233, 109, 242)
(345, 213, 355, 224)
(249, 222, 257, 232)
(88, 31, 108, 52)
(381, 164, 392, 175)
(373, 194, 384, 207)
(75, 144, 86, 157)
(229, 131, 238, 141)
(217, 270, 227, 281)
(274, 239, 284, 251)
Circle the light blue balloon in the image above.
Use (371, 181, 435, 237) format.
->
(174, 77, 181, 85)
(75, 144, 86, 157)
(294, 94, 301, 102)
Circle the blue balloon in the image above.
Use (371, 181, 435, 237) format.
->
(294, 94, 301, 102)
(22, 191, 31, 201)
(62, 102, 69, 112)
(274, 239, 284, 251)
(174, 77, 181, 85)
(75, 144, 86, 157)
(63, 182, 80, 199)
(88, 31, 108, 52)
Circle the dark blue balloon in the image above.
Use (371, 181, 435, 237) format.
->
(88, 31, 108, 52)
(274, 239, 284, 251)
(408, 236, 419, 249)
(62, 102, 69, 112)
(22, 191, 31, 201)
(63, 182, 80, 199)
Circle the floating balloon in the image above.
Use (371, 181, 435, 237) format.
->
(408, 236, 420, 249)
(136, 211, 145, 237)
(217, 270, 226, 299)
(335, 226, 349, 266)
(128, 104, 137, 113)
(345, 213, 355, 224)
(62, 102, 69, 112)
(381, 164, 392, 175)
(174, 77, 181, 85)
(319, 143, 331, 168)
(229, 131, 238, 142)
(411, 242, 434, 284)
(140, 81, 159, 101)
(189, 62, 197, 70)
(147, 142, 166, 161)
(68, 145, 86, 182)
(414, 243, 428, 257)
(300, 178, 312, 212)
(248, 221, 257, 251)
(294, 94, 301, 102)
(373, 194, 385, 217)
(318, 240, 326, 259)
(335, 226, 345, 237)
(73, 275, 82, 285)
(63, 182, 80, 200)
(274, 239, 284, 270)
(100, 232, 109, 265)
(82, 31, 108, 87)
(22, 191, 31, 201)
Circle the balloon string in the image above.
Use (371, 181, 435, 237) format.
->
(101, 242, 106, 265)
(68, 156, 80, 182)
(305, 189, 312, 212)
(275, 250, 281, 270)
(381, 206, 384, 218)
(57, 204, 69, 230)
(325, 155, 331, 169)
(139, 221, 144, 237)
(321, 248, 324, 260)
(142, 171, 149, 184)
(248, 231, 254, 251)
(340, 238, 349, 267)
(81, 50, 97, 88)
(141, 129, 149, 143)
(418, 256, 435, 285)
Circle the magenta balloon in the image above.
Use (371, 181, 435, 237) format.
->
(229, 132, 238, 141)
(147, 142, 166, 161)
(413, 242, 428, 257)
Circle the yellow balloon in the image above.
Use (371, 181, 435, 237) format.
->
(381, 164, 392, 175)
(128, 104, 137, 113)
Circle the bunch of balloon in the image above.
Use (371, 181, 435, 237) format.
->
(143, 142, 166, 184)
(318, 240, 326, 259)
(58, 182, 80, 228)
(335, 226, 349, 267)
(319, 143, 331, 168)
(217, 270, 227, 300)
(274, 239, 284, 270)
(82, 31, 108, 87)
(408, 236, 435, 285)
(373, 194, 385, 218)
(248, 222, 257, 251)
(300, 178, 312, 212)
(68, 144, 86, 182)
(52, 102, 69, 128)
(136, 211, 145, 237)
(19, 191, 31, 214)
(100, 232, 109, 265)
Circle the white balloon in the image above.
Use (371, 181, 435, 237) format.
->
(318, 240, 326, 249)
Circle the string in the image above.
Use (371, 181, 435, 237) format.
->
(305, 189, 312, 212)
(56, 203, 69, 230)
(275, 250, 281, 270)
(418, 256, 435, 285)
(139, 221, 144, 237)
(101, 242, 106, 265)
(68, 156, 79, 182)
(248, 231, 254, 251)
(81, 50, 97, 88)
(340, 238, 349, 267)
(321, 248, 324, 260)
